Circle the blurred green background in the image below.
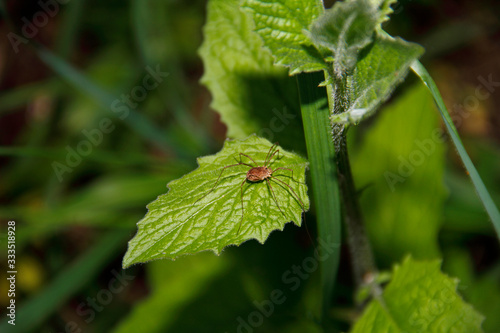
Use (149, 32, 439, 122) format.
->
(0, 0, 499, 332)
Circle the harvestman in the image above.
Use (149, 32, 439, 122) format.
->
(195, 143, 306, 234)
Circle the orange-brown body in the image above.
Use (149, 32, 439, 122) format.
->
(246, 167, 272, 182)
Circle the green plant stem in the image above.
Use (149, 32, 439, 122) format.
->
(331, 74, 377, 291)
(297, 72, 342, 322)
(336, 133, 377, 286)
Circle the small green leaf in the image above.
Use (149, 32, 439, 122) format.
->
(308, 0, 398, 74)
(123, 135, 309, 267)
(242, 0, 327, 75)
(331, 34, 424, 124)
(308, 0, 380, 73)
(351, 257, 485, 333)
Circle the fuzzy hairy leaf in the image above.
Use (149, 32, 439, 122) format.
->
(331, 34, 424, 124)
(351, 257, 484, 333)
(308, 0, 397, 74)
(123, 135, 309, 267)
(309, 0, 380, 73)
(242, 0, 327, 75)
(241, 0, 424, 125)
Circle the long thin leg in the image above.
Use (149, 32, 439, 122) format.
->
(237, 178, 247, 234)
(272, 174, 316, 256)
(266, 178, 285, 217)
(272, 168, 305, 184)
(264, 143, 278, 166)
(239, 153, 258, 166)
(195, 163, 252, 204)
(266, 148, 281, 168)
(269, 176, 306, 212)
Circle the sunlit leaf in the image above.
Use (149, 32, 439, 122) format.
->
(330, 34, 424, 124)
(351, 257, 484, 333)
(309, 0, 380, 73)
(242, 0, 327, 75)
(123, 135, 309, 267)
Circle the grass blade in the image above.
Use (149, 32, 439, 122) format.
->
(411, 60, 500, 239)
(35, 47, 190, 158)
(297, 71, 342, 322)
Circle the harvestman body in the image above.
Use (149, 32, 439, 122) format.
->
(195, 143, 306, 233)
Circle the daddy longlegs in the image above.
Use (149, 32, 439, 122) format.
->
(195, 143, 306, 234)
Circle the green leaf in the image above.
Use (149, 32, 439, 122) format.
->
(331, 34, 424, 124)
(351, 257, 484, 333)
(350, 84, 446, 263)
(123, 135, 309, 267)
(371, 0, 398, 26)
(242, 0, 327, 75)
(308, 0, 381, 73)
(221, 0, 423, 128)
(199, 0, 304, 144)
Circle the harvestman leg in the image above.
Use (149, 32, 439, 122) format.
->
(264, 143, 278, 166)
(238, 153, 258, 166)
(270, 177, 305, 211)
(237, 177, 247, 233)
(266, 178, 285, 217)
(264, 143, 282, 168)
(194, 161, 253, 204)
(265, 144, 303, 217)
(272, 167, 301, 182)
(272, 168, 305, 211)
(196, 150, 261, 204)
(236, 144, 281, 233)
(271, 173, 316, 255)
(238, 176, 287, 233)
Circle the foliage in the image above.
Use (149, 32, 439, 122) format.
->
(351, 257, 484, 333)
(243, 0, 424, 125)
(123, 135, 309, 267)
(0, 0, 498, 332)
